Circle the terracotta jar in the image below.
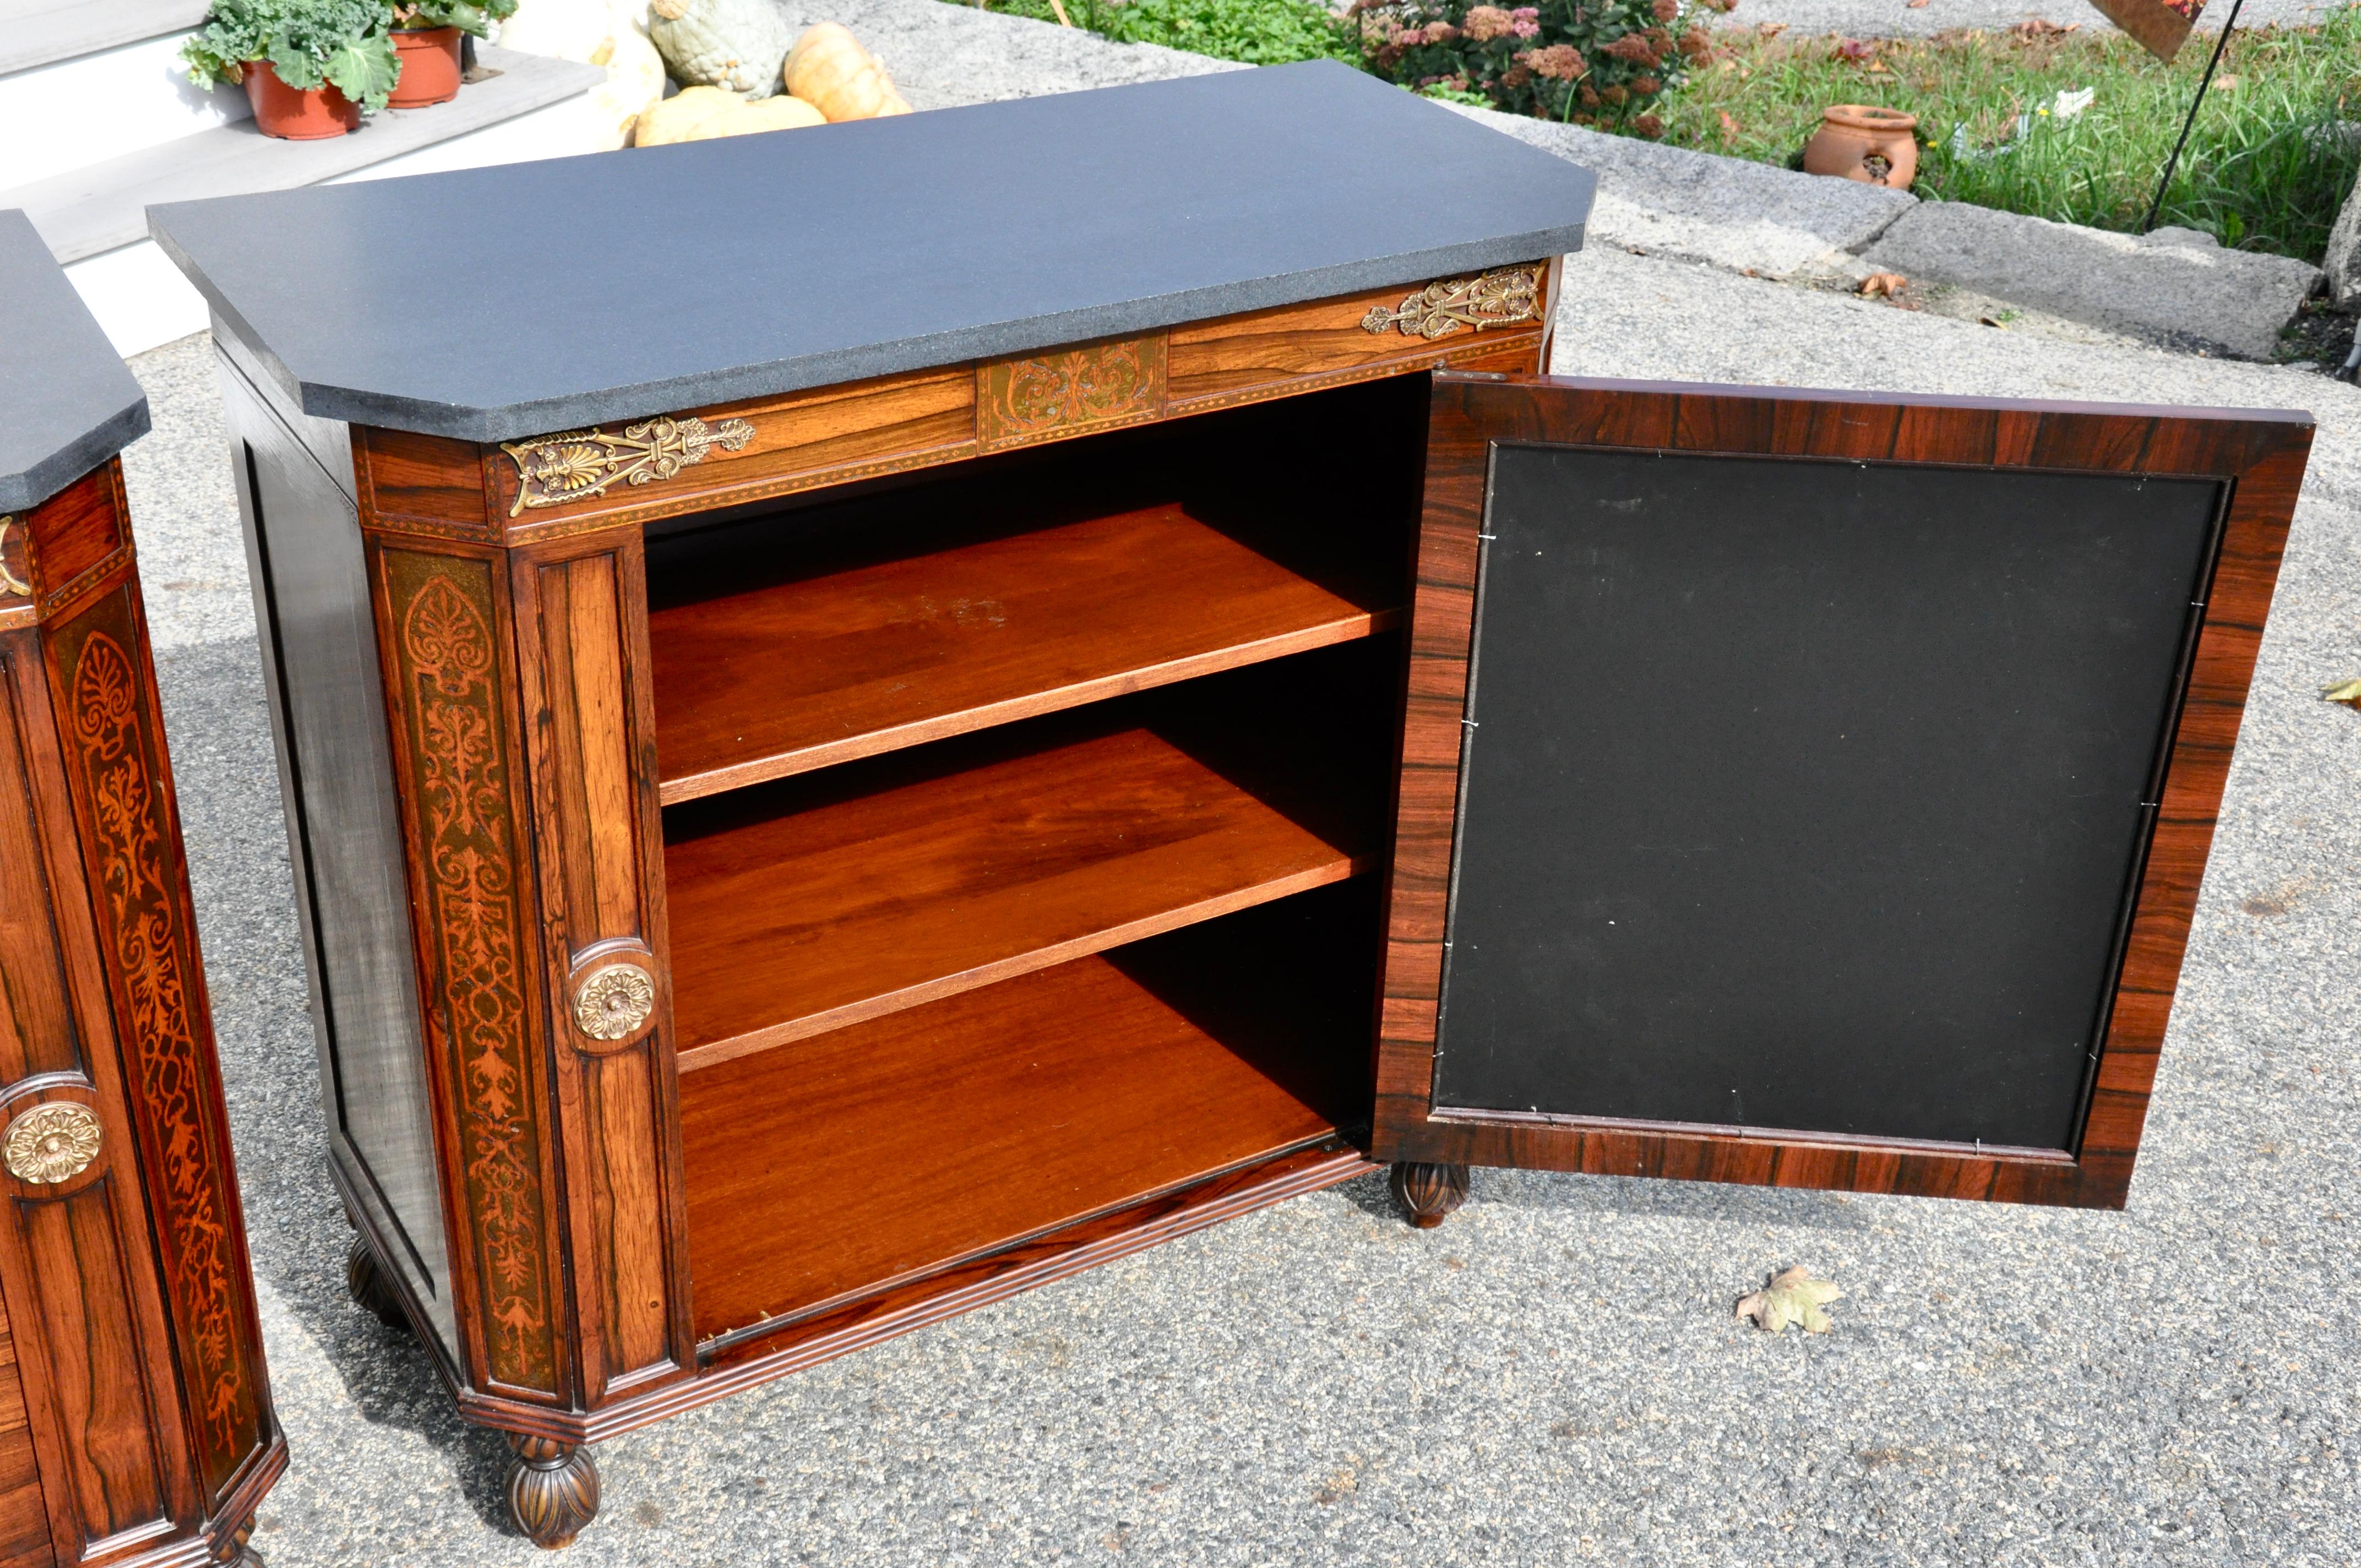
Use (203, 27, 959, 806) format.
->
(1802, 104, 1919, 190)
(389, 25, 464, 108)
(243, 60, 360, 139)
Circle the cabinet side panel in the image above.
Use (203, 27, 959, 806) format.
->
(216, 357, 459, 1359)
(516, 544, 690, 1400)
(0, 1291, 52, 1568)
(40, 579, 271, 1501)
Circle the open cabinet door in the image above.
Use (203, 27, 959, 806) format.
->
(1373, 373, 2313, 1212)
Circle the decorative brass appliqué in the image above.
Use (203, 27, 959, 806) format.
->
(574, 963, 656, 1042)
(0, 518, 29, 596)
(502, 415, 757, 516)
(1361, 268, 1542, 340)
(4, 1103, 101, 1184)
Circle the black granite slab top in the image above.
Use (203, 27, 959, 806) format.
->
(150, 61, 1595, 445)
(0, 208, 149, 514)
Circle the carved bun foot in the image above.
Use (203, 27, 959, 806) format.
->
(345, 1234, 408, 1331)
(1389, 1161, 1470, 1229)
(214, 1520, 263, 1568)
(506, 1434, 600, 1550)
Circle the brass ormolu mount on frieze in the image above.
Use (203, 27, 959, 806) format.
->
(1361, 267, 1542, 340)
(502, 414, 758, 516)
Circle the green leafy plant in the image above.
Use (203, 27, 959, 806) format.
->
(181, 0, 402, 110)
(390, 0, 517, 34)
(959, 0, 1356, 65)
(1349, 0, 1737, 133)
(1655, 10, 2361, 262)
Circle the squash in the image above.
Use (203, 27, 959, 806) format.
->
(682, 94, 826, 139)
(632, 83, 740, 145)
(781, 23, 911, 121)
(497, 0, 666, 149)
(647, 0, 791, 97)
(635, 84, 826, 145)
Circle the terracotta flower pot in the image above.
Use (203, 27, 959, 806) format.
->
(389, 26, 464, 108)
(243, 60, 360, 140)
(1802, 104, 1919, 190)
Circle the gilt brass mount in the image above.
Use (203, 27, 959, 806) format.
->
(1361, 267, 1541, 340)
(574, 963, 657, 1042)
(502, 415, 757, 516)
(3, 1102, 101, 1184)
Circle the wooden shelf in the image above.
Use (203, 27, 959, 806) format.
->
(649, 497, 1400, 805)
(679, 886, 1376, 1340)
(663, 660, 1390, 1068)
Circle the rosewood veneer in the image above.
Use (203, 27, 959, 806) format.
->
(0, 211, 284, 1568)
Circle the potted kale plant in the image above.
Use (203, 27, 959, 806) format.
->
(387, 1, 518, 107)
(181, 0, 399, 139)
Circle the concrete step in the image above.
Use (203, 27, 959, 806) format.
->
(11, 46, 603, 264)
(0, 0, 205, 77)
(1, 45, 604, 355)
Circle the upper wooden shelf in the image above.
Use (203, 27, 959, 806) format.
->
(649, 499, 1398, 804)
(663, 671, 1388, 1069)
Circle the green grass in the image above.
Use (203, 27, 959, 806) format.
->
(961, 0, 1355, 64)
(1656, 12, 2361, 262)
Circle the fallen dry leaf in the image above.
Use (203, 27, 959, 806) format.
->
(1907, 0, 1929, 7)
(1720, 109, 1742, 138)
(1978, 315, 2009, 329)
(2321, 678, 2361, 706)
(1859, 271, 1909, 297)
(2009, 17, 2075, 35)
(1736, 1265, 1843, 1333)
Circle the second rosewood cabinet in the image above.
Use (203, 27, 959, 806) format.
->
(153, 62, 2310, 1547)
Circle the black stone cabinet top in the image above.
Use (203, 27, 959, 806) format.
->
(0, 209, 149, 514)
(149, 62, 1596, 445)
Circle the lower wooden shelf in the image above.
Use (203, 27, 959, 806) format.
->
(664, 650, 1390, 1066)
(678, 885, 1378, 1344)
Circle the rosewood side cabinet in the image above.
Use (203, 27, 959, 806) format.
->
(150, 62, 2312, 1548)
(0, 211, 284, 1566)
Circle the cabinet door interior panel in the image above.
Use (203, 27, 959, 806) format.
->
(1438, 450, 2221, 1149)
(1376, 374, 2313, 1211)
(681, 884, 1374, 1342)
(663, 644, 1396, 1068)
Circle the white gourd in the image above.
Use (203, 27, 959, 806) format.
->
(646, 0, 792, 97)
(495, 0, 666, 149)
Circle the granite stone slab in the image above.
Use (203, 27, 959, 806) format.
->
(148, 61, 1596, 445)
(0, 207, 149, 513)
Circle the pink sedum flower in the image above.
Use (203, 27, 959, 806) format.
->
(1462, 4, 1514, 40)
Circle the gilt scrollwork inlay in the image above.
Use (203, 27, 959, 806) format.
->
(1360, 268, 1542, 340)
(573, 962, 656, 1043)
(3, 1102, 101, 1184)
(501, 415, 757, 516)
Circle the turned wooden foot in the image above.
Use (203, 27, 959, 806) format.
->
(344, 1234, 408, 1331)
(1389, 1161, 1470, 1228)
(214, 1520, 262, 1568)
(506, 1434, 599, 1550)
